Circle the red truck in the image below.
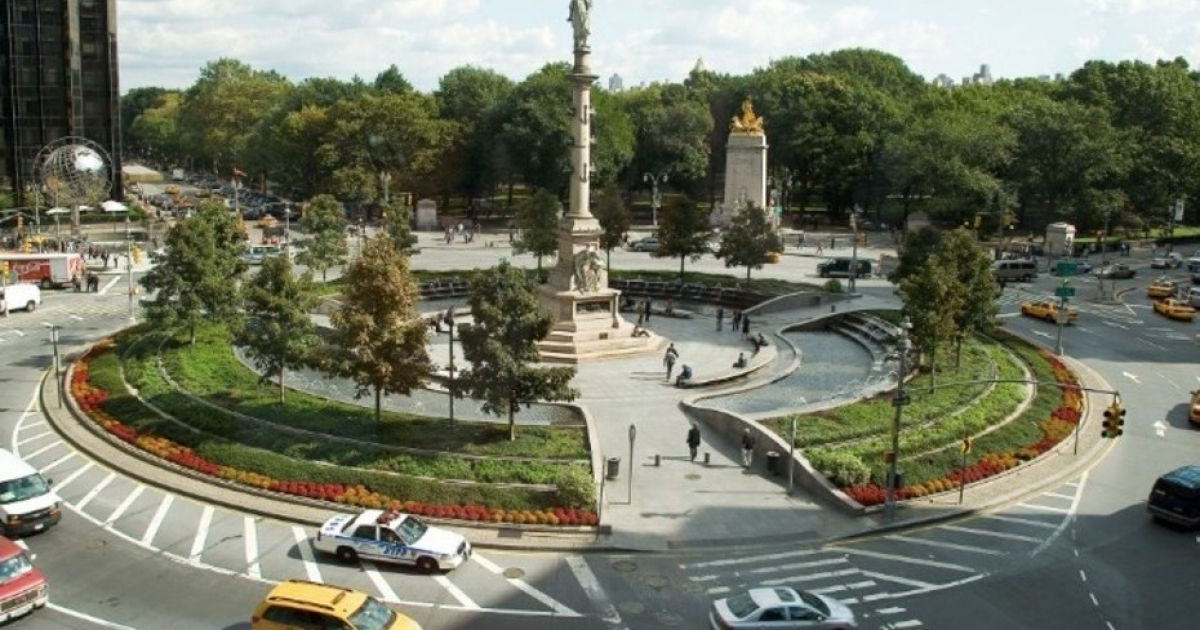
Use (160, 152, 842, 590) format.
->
(0, 253, 86, 289)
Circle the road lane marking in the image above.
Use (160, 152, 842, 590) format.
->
(291, 526, 323, 583)
(809, 580, 876, 595)
(47, 603, 140, 629)
(15, 430, 53, 446)
(876, 606, 906, 615)
(940, 525, 1042, 543)
(566, 557, 623, 627)
(1032, 471, 1089, 557)
(679, 547, 823, 570)
(189, 506, 214, 563)
(1017, 501, 1070, 514)
(99, 276, 121, 296)
(23, 440, 63, 459)
(75, 471, 117, 510)
(1080, 569, 1088, 582)
(980, 514, 1058, 530)
(761, 568, 861, 586)
(474, 553, 579, 616)
(104, 484, 146, 525)
(434, 574, 479, 609)
(140, 494, 173, 546)
(362, 560, 404, 604)
(244, 516, 262, 580)
(1043, 491, 1075, 501)
(836, 548, 976, 572)
(36, 450, 77, 474)
(52, 460, 94, 492)
(885, 534, 1005, 555)
(888, 620, 924, 628)
(860, 571, 935, 590)
(1122, 371, 1142, 383)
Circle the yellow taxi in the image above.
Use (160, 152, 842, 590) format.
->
(1020, 299, 1079, 325)
(1190, 390, 1200, 426)
(257, 215, 280, 229)
(1153, 297, 1197, 321)
(1147, 278, 1176, 299)
(251, 580, 421, 630)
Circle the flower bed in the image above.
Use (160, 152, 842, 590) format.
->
(70, 337, 598, 528)
(839, 345, 1084, 507)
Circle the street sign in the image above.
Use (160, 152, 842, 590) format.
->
(1055, 286, 1076, 298)
(1055, 261, 1078, 276)
(961, 438, 973, 454)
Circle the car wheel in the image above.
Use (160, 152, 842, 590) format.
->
(40, 278, 51, 290)
(416, 556, 439, 574)
(25, 301, 36, 312)
(1045, 314, 1055, 323)
(335, 546, 358, 564)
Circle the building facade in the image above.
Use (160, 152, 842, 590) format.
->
(1, 0, 122, 204)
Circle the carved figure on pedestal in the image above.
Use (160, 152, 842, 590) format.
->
(573, 244, 604, 293)
(568, 0, 592, 50)
(730, 99, 765, 135)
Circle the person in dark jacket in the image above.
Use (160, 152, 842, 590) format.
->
(686, 423, 702, 462)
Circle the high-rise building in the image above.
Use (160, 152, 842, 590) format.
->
(607, 73, 623, 92)
(1, 0, 122, 204)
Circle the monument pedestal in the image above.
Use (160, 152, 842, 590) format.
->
(537, 287, 664, 364)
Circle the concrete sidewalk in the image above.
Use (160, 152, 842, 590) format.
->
(40, 292, 1117, 553)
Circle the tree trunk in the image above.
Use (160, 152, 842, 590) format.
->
(508, 404, 516, 441)
(322, 268, 327, 283)
(679, 255, 685, 286)
(190, 322, 197, 346)
(374, 386, 382, 423)
(955, 336, 963, 369)
(746, 266, 752, 282)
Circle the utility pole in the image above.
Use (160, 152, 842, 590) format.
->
(125, 216, 135, 322)
(884, 319, 912, 520)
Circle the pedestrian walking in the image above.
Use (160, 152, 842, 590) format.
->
(741, 314, 751, 340)
(732, 309, 742, 331)
(715, 306, 724, 331)
(637, 300, 645, 326)
(664, 343, 679, 381)
(816, 241, 824, 256)
(686, 422, 702, 462)
(740, 429, 756, 468)
(644, 298, 652, 322)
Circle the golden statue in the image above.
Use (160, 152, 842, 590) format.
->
(730, 99, 764, 134)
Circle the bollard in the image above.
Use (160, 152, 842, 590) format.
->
(654, 454, 661, 467)
(704, 452, 711, 466)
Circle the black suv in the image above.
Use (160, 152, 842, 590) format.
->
(1148, 465, 1200, 528)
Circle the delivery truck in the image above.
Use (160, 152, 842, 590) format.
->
(0, 253, 86, 289)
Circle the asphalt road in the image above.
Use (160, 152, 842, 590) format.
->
(3, 246, 1198, 629)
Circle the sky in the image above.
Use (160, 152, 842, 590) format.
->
(117, 0, 1200, 93)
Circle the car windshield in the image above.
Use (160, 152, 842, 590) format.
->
(348, 596, 397, 630)
(0, 473, 50, 504)
(395, 516, 428, 545)
(725, 592, 758, 619)
(0, 553, 33, 583)
(797, 590, 831, 616)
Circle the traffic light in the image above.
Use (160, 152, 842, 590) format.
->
(132, 245, 142, 264)
(1102, 401, 1126, 438)
(1, 261, 7, 276)
(20, 240, 31, 253)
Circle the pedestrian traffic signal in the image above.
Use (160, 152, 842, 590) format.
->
(1102, 401, 1126, 438)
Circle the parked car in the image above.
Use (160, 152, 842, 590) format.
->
(1151, 253, 1184, 269)
(1154, 297, 1197, 321)
(991, 259, 1037, 282)
(313, 509, 471, 573)
(1050, 259, 1093, 276)
(710, 586, 857, 629)
(1147, 278, 1177, 299)
(1095, 264, 1136, 280)
(817, 257, 873, 278)
(0, 284, 40, 314)
(1147, 465, 1200, 528)
(0, 536, 48, 623)
(1189, 390, 1200, 426)
(629, 237, 661, 253)
(251, 579, 421, 630)
(1020, 300, 1079, 325)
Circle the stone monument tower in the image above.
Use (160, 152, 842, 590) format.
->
(712, 100, 769, 228)
(537, 0, 661, 363)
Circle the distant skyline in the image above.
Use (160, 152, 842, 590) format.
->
(117, 0, 1200, 93)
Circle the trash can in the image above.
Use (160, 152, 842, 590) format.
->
(891, 469, 905, 491)
(606, 456, 621, 480)
(766, 451, 781, 476)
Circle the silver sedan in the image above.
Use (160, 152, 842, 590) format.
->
(710, 586, 857, 629)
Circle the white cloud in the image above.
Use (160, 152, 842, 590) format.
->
(1074, 34, 1102, 56)
(832, 6, 877, 32)
(1086, 0, 1199, 15)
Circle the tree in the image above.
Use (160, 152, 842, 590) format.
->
(593, 181, 630, 270)
(372, 65, 413, 95)
(380, 200, 419, 254)
(326, 235, 431, 423)
(935, 228, 998, 366)
(140, 202, 248, 344)
(235, 256, 319, 402)
(716, 203, 783, 281)
(655, 196, 713, 285)
(512, 190, 561, 274)
(888, 226, 942, 284)
(898, 255, 959, 386)
(296, 194, 348, 282)
(457, 261, 578, 441)
(175, 58, 291, 172)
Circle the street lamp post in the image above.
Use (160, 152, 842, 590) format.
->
(124, 216, 135, 322)
(849, 209, 861, 294)
(380, 171, 392, 205)
(884, 318, 913, 520)
(43, 322, 62, 408)
(643, 173, 667, 228)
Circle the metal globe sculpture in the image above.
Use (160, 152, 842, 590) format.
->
(34, 136, 112, 210)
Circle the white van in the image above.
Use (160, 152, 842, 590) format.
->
(0, 449, 62, 536)
(991, 259, 1038, 282)
(0, 284, 40, 314)
(1186, 286, 1200, 308)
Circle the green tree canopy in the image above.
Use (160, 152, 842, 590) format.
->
(716, 203, 784, 281)
(235, 256, 319, 402)
(655, 196, 713, 284)
(296, 194, 348, 282)
(512, 189, 561, 273)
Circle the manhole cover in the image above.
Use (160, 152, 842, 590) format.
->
(617, 601, 645, 615)
(644, 575, 670, 589)
(502, 567, 525, 579)
(84, 539, 106, 550)
(684, 473, 701, 481)
(612, 559, 638, 573)
(656, 611, 684, 626)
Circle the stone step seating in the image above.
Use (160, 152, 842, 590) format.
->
(537, 328, 668, 364)
(830, 313, 897, 362)
(676, 336, 778, 389)
(418, 278, 471, 300)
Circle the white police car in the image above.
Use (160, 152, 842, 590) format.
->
(313, 509, 471, 573)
